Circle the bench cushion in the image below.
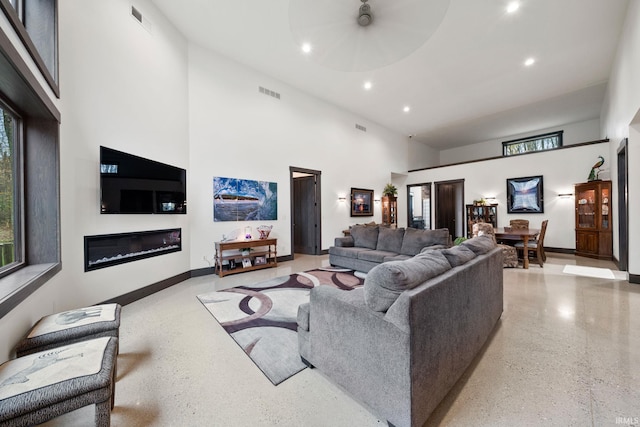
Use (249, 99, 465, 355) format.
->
(16, 304, 121, 357)
(0, 337, 117, 425)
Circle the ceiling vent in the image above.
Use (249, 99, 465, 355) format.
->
(258, 86, 281, 100)
(355, 123, 367, 132)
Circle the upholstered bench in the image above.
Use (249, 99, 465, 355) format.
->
(15, 303, 121, 357)
(0, 336, 118, 427)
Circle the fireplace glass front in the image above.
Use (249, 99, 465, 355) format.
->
(84, 228, 181, 271)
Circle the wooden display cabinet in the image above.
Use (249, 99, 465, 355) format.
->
(214, 238, 277, 277)
(574, 180, 612, 260)
(382, 196, 397, 227)
(466, 204, 498, 237)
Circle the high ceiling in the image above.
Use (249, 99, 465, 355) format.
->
(151, 0, 629, 150)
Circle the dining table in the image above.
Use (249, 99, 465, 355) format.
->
(493, 227, 540, 269)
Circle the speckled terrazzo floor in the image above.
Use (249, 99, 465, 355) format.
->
(42, 253, 639, 427)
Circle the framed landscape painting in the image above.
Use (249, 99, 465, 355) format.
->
(351, 188, 373, 217)
(506, 175, 544, 213)
(213, 177, 278, 221)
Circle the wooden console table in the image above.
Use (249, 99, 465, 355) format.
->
(214, 238, 277, 277)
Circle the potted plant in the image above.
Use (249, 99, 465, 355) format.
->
(383, 183, 398, 198)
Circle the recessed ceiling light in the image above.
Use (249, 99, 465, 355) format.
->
(403, 106, 411, 113)
(524, 57, 535, 66)
(506, 1, 520, 14)
(363, 81, 372, 90)
(301, 43, 312, 54)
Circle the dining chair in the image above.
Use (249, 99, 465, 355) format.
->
(509, 219, 529, 229)
(472, 222, 519, 268)
(514, 220, 548, 267)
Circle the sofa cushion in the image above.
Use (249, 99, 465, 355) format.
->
(438, 245, 477, 267)
(382, 254, 412, 263)
(364, 251, 452, 312)
(460, 235, 496, 255)
(329, 246, 372, 259)
(334, 236, 354, 247)
(358, 250, 398, 263)
(400, 228, 451, 256)
(419, 244, 449, 253)
(350, 225, 379, 250)
(376, 227, 405, 253)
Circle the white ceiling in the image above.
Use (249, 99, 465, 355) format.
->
(150, 0, 629, 150)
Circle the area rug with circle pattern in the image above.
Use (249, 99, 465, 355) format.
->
(197, 267, 365, 385)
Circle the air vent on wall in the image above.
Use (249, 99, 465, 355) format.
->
(131, 5, 152, 32)
(355, 123, 367, 132)
(131, 6, 143, 23)
(258, 86, 281, 100)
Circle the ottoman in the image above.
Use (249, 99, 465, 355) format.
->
(0, 336, 118, 427)
(16, 304, 121, 357)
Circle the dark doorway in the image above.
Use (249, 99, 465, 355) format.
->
(435, 179, 464, 240)
(290, 167, 322, 256)
(617, 138, 629, 271)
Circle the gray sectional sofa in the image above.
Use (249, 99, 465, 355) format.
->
(298, 235, 503, 427)
(329, 225, 452, 273)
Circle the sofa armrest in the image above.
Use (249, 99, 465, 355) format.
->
(334, 236, 354, 247)
(305, 286, 411, 421)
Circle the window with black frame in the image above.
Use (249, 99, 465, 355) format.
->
(502, 130, 563, 157)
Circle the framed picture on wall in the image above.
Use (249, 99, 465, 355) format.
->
(350, 188, 374, 217)
(506, 175, 544, 213)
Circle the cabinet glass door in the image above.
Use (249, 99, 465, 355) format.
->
(601, 186, 610, 230)
(576, 188, 596, 229)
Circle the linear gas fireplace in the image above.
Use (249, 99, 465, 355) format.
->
(84, 228, 181, 272)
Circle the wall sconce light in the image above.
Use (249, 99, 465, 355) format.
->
(558, 192, 574, 198)
(338, 196, 347, 202)
(484, 196, 497, 204)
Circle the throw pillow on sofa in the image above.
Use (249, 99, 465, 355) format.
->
(400, 228, 451, 256)
(376, 227, 405, 253)
(364, 251, 451, 312)
(460, 235, 496, 255)
(350, 224, 379, 250)
(436, 245, 477, 267)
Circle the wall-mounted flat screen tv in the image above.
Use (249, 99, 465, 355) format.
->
(100, 146, 186, 214)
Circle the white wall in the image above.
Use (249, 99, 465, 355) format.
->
(440, 118, 601, 165)
(187, 44, 410, 269)
(601, 0, 640, 278)
(0, 0, 190, 359)
(407, 142, 610, 249)
(408, 139, 440, 170)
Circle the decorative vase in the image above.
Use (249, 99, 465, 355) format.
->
(257, 225, 272, 239)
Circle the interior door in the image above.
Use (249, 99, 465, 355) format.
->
(293, 175, 316, 254)
(290, 167, 322, 256)
(435, 180, 464, 239)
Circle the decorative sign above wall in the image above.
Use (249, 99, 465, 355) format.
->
(213, 177, 278, 221)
